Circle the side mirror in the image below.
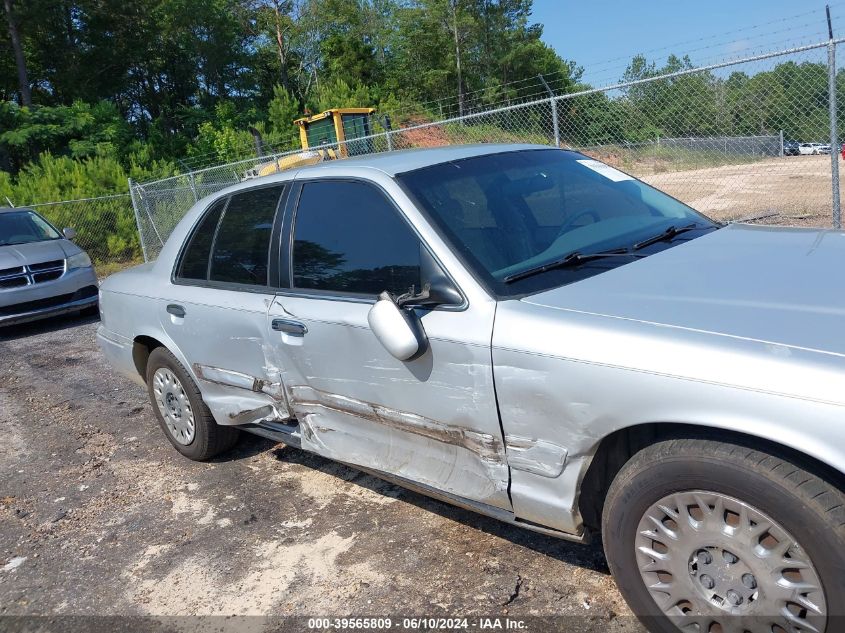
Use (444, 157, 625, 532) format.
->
(367, 292, 428, 361)
(63, 227, 77, 240)
(396, 246, 463, 308)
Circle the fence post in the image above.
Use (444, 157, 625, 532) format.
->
(386, 130, 394, 152)
(127, 178, 149, 263)
(143, 192, 166, 252)
(779, 130, 784, 157)
(828, 9, 842, 229)
(131, 179, 166, 255)
(537, 74, 560, 147)
(829, 40, 841, 228)
(550, 98, 560, 147)
(188, 171, 199, 203)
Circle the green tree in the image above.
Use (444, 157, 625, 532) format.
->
(267, 84, 303, 147)
(0, 100, 133, 172)
(620, 54, 721, 140)
(307, 77, 375, 113)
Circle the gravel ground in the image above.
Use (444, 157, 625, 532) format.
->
(644, 154, 838, 225)
(1, 155, 836, 632)
(0, 315, 638, 632)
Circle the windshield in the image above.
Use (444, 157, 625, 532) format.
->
(0, 210, 62, 246)
(398, 149, 715, 297)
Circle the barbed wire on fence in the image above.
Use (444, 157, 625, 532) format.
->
(130, 36, 845, 265)
(150, 21, 845, 174)
(208, 34, 845, 166)
(167, 27, 845, 173)
(20, 33, 845, 273)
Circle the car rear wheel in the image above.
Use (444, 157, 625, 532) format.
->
(145, 347, 239, 460)
(602, 437, 845, 633)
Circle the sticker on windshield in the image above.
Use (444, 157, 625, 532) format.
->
(576, 159, 633, 182)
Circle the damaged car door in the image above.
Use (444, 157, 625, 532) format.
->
(160, 184, 291, 426)
(268, 179, 511, 510)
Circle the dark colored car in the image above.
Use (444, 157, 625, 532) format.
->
(783, 140, 800, 156)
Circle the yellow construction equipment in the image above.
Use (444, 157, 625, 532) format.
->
(243, 107, 377, 180)
(295, 107, 376, 157)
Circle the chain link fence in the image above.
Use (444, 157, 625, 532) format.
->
(18, 194, 140, 276)
(653, 135, 783, 157)
(18, 37, 837, 266)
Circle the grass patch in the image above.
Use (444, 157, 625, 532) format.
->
(95, 258, 144, 278)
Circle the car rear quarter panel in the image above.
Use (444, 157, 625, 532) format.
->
(492, 298, 845, 534)
(98, 265, 175, 381)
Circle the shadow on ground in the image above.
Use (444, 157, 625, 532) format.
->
(0, 312, 99, 341)
(267, 440, 610, 575)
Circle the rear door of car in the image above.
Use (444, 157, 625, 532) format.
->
(265, 176, 512, 510)
(159, 183, 292, 425)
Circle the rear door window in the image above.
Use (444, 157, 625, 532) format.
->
(177, 198, 226, 281)
(208, 185, 284, 286)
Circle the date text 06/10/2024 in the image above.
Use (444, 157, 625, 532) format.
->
(306, 618, 528, 630)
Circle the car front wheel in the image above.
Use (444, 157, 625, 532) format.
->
(145, 347, 240, 460)
(602, 437, 845, 633)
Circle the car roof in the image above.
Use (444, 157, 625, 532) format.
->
(293, 143, 558, 177)
(0, 207, 35, 214)
(203, 143, 579, 208)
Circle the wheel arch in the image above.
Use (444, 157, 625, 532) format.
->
(578, 422, 845, 534)
(132, 331, 192, 384)
(133, 335, 163, 380)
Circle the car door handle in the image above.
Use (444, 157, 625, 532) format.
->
(272, 318, 307, 336)
(167, 304, 186, 318)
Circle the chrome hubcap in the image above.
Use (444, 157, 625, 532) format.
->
(152, 368, 195, 445)
(636, 491, 826, 632)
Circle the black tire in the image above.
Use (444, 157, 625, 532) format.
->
(602, 438, 845, 633)
(145, 347, 239, 460)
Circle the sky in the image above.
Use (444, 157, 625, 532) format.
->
(531, 0, 844, 86)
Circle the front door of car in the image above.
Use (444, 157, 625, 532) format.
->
(159, 184, 292, 425)
(268, 179, 511, 510)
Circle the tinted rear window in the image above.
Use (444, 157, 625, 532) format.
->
(209, 186, 284, 286)
(177, 199, 226, 280)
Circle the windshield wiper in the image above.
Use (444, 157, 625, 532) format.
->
(632, 222, 701, 251)
(503, 248, 643, 284)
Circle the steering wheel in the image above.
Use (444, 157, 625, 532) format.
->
(556, 209, 600, 239)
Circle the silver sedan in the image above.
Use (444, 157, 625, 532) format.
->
(97, 144, 844, 632)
